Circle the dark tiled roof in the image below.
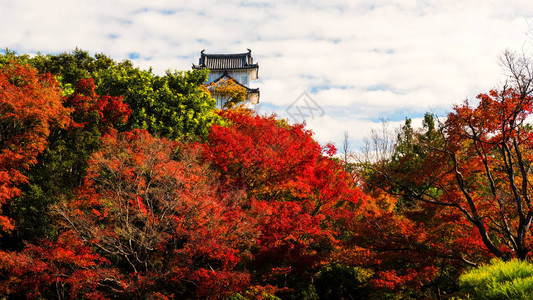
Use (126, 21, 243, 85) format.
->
(193, 49, 259, 70)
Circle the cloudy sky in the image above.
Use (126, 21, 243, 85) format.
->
(2, 0, 533, 151)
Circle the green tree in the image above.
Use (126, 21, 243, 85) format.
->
(94, 66, 219, 140)
(28, 48, 126, 91)
(362, 113, 444, 208)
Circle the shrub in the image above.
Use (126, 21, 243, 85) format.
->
(460, 259, 533, 299)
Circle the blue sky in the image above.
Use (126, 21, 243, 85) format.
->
(2, 0, 533, 151)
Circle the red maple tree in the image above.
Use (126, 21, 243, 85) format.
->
(204, 110, 365, 294)
(56, 129, 254, 298)
(0, 61, 69, 233)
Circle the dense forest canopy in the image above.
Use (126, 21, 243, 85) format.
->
(1, 49, 533, 299)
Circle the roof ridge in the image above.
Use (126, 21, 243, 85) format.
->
(202, 53, 250, 57)
(200, 49, 252, 57)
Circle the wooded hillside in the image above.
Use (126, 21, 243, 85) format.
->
(2, 49, 533, 299)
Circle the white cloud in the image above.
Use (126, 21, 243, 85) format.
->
(2, 0, 533, 149)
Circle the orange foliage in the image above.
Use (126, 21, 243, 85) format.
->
(0, 61, 69, 233)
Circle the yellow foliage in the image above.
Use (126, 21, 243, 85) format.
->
(207, 78, 247, 109)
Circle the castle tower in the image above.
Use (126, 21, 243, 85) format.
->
(193, 49, 259, 108)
